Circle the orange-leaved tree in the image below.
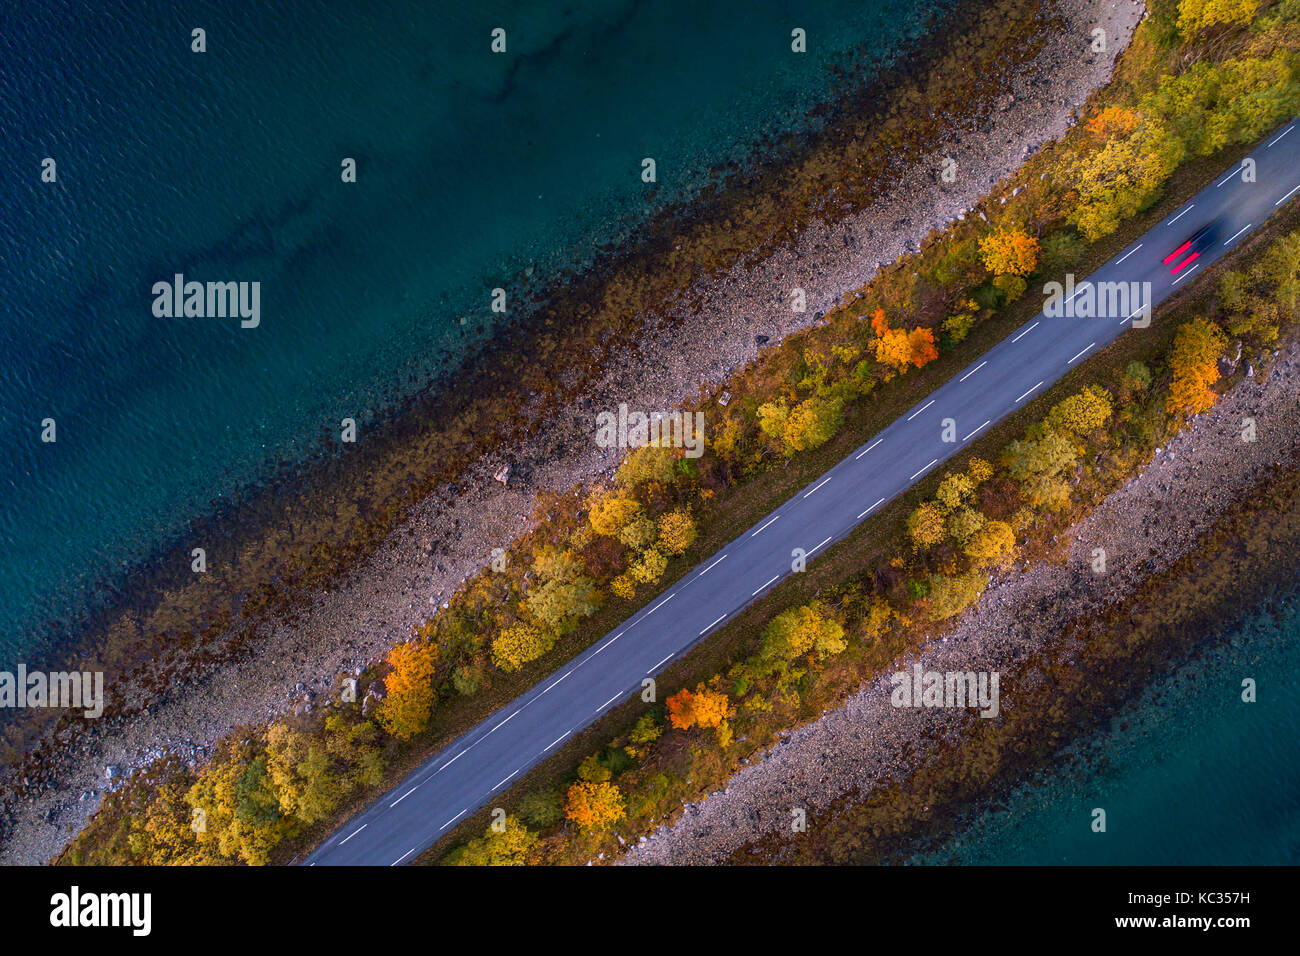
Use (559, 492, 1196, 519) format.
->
(870, 308, 938, 375)
(1165, 318, 1227, 416)
(564, 781, 625, 831)
(377, 640, 439, 740)
(665, 684, 733, 731)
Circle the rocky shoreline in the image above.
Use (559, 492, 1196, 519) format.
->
(622, 339, 1300, 865)
(0, 0, 1142, 865)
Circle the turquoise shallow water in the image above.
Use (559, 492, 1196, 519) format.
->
(910, 587, 1300, 865)
(0, 0, 954, 655)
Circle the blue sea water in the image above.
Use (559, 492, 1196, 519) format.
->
(910, 587, 1300, 865)
(0, 0, 955, 654)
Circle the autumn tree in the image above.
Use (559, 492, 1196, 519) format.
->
(185, 743, 289, 866)
(926, 569, 989, 621)
(564, 781, 626, 831)
(907, 501, 947, 548)
(870, 309, 938, 375)
(656, 509, 697, 555)
(448, 815, 538, 866)
(964, 519, 1016, 565)
(665, 684, 734, 730)
(1069, 116, 1185, 240)
(758, 394, 844, 455)
(758, 603, 847, 662)
(1176, 0, 1259, 39)
(1166, 317, 1227, 415)
(492, 623, 556, 672)
(1045, 385, 1113, 437)
(377, 639, 439, 740)
(588, 492, 642, 537)
(979, 228, 1039, 277)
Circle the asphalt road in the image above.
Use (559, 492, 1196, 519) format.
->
(305, 117, 1300, 865)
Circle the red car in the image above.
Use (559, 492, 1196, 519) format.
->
(1163, 222, 1218, 276)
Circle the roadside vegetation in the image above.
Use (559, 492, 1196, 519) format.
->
(57, 0, 1300, 866)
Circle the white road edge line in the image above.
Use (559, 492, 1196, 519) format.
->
(647, 593, 674, 615)
(803, 475, 832, 498)
(699, 613, 727, 636)
(491, 769, 519, 792)
(1216, 170, 1238, 188)
(855, 438, 883, 460)
(1268, 125, 1294, 148)
(809, 535, 833, 555)
(1068, 342, 1095, 365)
(1167, 203, 1194, 225)
(339, 824, 367, 845)
(907, 399, 935, 421)
(857, 497, 886, 520)
(698, 554, 727, 576)
(1016, 381, 1044, 403)
(1011, 321, 1039, 343)
(752, 574, 780, 596)
(1223, 224, 1251, 246)
(962, 420, 991, 442)
(390, 788, 417, 808)
(959, 361, 987, 382)
(909, 459, 938, 481)
(751, 515, 779, 537)
(1275, 184, 1300, 206)
(600, 692, 622, 710)
(1172, 263, 1199, 285)
(592, 632, 623, 656)
(391, 847, 417, 865)
(542, 670, 572, 695)
(1115, 243, 1142, 264)
(648, 653, 673, 672)
(439, 808, 468, 831)
(543, 730, 572, 753)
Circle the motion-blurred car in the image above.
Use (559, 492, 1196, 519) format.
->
(1162, 221, 1220, 276)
